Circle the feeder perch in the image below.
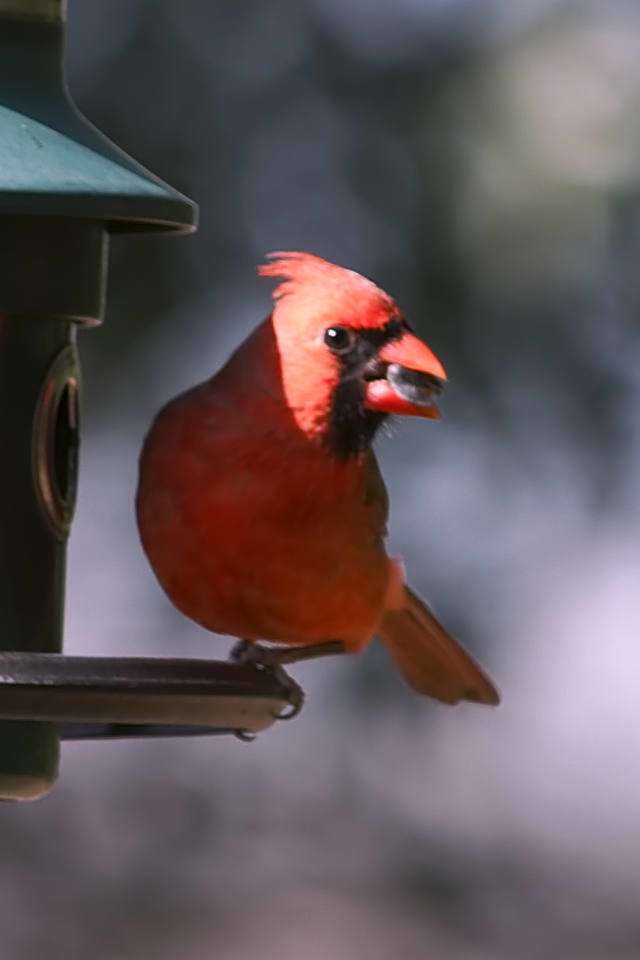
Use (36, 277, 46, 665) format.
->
(0, 0, 295, 802)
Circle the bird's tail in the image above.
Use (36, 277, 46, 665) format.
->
(378, 585, 500, 706)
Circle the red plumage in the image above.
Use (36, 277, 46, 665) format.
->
(136, 252, 499, 706)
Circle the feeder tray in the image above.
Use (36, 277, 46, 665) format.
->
(0, 653, 295, 740)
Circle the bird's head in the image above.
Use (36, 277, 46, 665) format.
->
(258, 252, 447, 458)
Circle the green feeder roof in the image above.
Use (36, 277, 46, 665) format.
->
(0, 13, 198, 233)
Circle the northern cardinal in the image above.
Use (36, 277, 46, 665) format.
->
(136, 253, 499, 707)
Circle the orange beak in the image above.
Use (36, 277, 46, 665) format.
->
(363, 332, 447, 420)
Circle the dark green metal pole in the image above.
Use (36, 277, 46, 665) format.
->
(0, 319, 73, 799)
(0, 218, 107, 799)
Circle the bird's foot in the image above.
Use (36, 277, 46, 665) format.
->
(230, 640, 305, 721)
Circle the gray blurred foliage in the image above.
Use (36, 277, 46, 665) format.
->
(3, 0, 640, 957)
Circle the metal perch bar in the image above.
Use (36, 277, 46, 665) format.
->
(0, 654, 293, 738)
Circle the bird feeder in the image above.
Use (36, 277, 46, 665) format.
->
(0, 0, 294, 802)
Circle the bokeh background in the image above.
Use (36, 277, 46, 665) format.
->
(3, 0, 640, 957)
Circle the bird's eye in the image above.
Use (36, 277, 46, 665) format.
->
(324, 326, 355, 354)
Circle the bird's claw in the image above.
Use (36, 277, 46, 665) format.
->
(234, 728, 257, 743)
(271, 679, 304, 720)
(229, 640, 305, 722)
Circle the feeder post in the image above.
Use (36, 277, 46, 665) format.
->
(0, 221, 105, 800)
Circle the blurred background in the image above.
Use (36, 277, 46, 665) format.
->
(3, 0, 640, 956)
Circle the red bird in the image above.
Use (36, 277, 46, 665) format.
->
(136, 253, 499, 708)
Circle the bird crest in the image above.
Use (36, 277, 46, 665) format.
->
(258, 251, 398, 330)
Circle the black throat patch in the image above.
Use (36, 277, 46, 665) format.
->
(327, 318, 405, 459)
